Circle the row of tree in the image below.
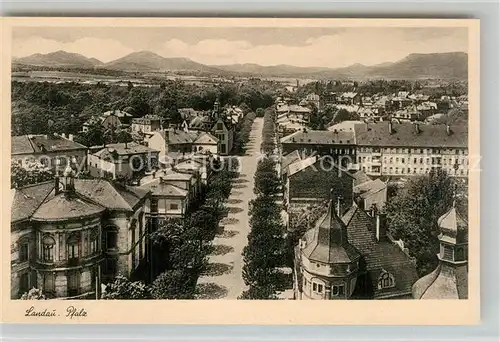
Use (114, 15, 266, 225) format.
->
(260, 108, 277, 155)
(240, 125, 286, 298)
(233, 111, 257, 155)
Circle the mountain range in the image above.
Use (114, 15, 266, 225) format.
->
(12, 50, 468, 80)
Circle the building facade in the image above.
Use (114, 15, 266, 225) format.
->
(354, 122, 468, 178)
(10, 169, 151, 299)
(131, 115, 162, 133)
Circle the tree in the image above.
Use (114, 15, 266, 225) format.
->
(151, 270, 195, 299)
(239, 285, 280, 300)
(333, 109, 360, 124)
(254, 158, 281, 197)
(20, 288, 46, 300)
(386, 169, 457, 276)
(11, 162, 54, 188)
(101, 275, 151, 299)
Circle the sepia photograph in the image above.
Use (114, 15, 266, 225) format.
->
(2, 17, 480, 325)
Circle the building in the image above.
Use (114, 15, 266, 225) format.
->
(284, 155, 355, 230)
(354, 122, 468, 178)
(10, 168, 151, 299)
(280, 129, 356, 169)
(146, 129, 218, 165)
(294, 197, 419, 300)
(352, 171, 388, 211)
(139, 177, 189, 220)
(131, 115, 162, 133)
(11, 134, 88, 172)
(211, 117, 234, 156)
(412, 204, 468, 299)
(88, 142, 159, 180)
(82, 109, 133, 132)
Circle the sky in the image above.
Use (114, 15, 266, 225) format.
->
(12, 27, 468, 68)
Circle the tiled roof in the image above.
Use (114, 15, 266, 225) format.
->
(354, 122, 467, 148)
(161, 129, 199, 145)
(352, 170, 372, 188)
(11, 136, 35, 155)
(281, 130, 355, 145)
(11, 181, 54, 223)
(74, 179, 149, 211)
(139, 179, 188, 197)
(354, 178, 386, 196)
(93, 142, 159, 157)
(13, 135, 87, 154)
(32, 192, 105, 221)
(159, 168, 193, 181)
(342, 204, 419, 299)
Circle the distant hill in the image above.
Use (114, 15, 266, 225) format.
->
(101, 51, 219, 72)
(12, 50, 468, 80)
(14, 51, 103, 68)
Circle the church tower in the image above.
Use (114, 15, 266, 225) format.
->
(295, 192, 361, 300)
(412, 203, 468, 299)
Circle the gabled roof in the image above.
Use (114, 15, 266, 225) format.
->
(287, 156, 317, 177)
(352, 170, 372, 188)
(354, 122, 467, 148)
(341, 204, 418, 299)
(288, 156, 354, 180)
(193, 132, 218, 145)
(159, 168, 194, 182)
(11, 136, 35, 155)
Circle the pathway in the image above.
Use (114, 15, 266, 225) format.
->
(196, 117, 264, 299)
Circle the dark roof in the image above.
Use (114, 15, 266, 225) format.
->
(93, 142, 159, 157)
(12, 135, 87, 154)
(281, 130, 355, 145)
(32, 192, 105, 221)
(11, 181, 54, 223)
(354, 122, 467, 148)
(302, 200, 361, 264)
(161, 129, 199, 145)
(11, 136, 35, 155)
(74, 179, 149, 211)
(342, 204, 419, 299)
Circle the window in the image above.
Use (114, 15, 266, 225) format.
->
(90, 229, 98, 255)
(358, 157, 361, 163)
(401, 168, 405, 174)
(313, 282, 317, 292)
(170, 203, 179, 210)
(317, 284, 323, 293)
(455, 149, 459, 155)
(395, 157, 399, 163)
(420, 149, 424, 154)
(150, 199, 158, 213)
(456, 248, 465, 261)
(443, 245, 453, 259)
(67, 234, 80, 260)
(413, 168, 417, 174)
(106, 231, 118, 250)
(19, 272, 30, 295)
(378, 271, 395, 289)
(216, 122, 223, 130)
(19, 240, 29, 262)
(389, 158, 393, 163)
(426, 158, 430, 164)
(413, 158, 417, 163)
(331, 284, 345, 297)
(420, 158, 423, 164)
(395, 167, 399, 174)
(42, 235, 55, 262)
(221, 143, 226, 154)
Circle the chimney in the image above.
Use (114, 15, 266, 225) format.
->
(54, 176, 60, 195)
(388, 121, 393, 134)
(68, 134, 74, 141)
(335, 195, 343, 217)
(376, 214, 387, 242)
(61, 133, 66, 139)
(370, 204, 378, 218)
(413, 122, 420, 134)
(446, 124, 451, 135)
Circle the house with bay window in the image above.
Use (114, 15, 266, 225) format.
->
(10, 166, 151, 299)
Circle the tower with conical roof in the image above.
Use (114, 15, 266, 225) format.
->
(295, 192, 361, 300)
(412, 203, 468, 299)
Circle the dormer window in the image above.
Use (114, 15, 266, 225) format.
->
(377, 270, 395, 289)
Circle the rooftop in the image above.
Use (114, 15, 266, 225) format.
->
(354, 122, 467, 148)
(139, 179, 188, 197)
(12, 134, 87, 155)
(281, 130, 355, 145)
(93, 142, 159, 157)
